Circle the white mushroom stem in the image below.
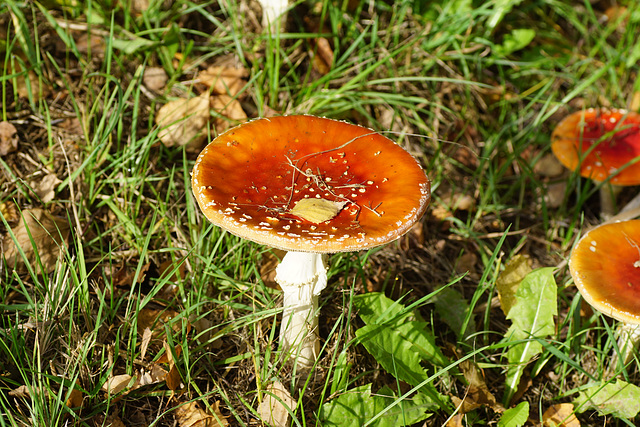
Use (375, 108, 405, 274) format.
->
(258, 0, 288, 31)
(598, 180, 623, 220)
(275, 251, 327, 369)
(610, 323, 640, 373)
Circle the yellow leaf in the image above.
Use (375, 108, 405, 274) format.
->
(495, 255, 532, 316)
(288, 198, 347, 223)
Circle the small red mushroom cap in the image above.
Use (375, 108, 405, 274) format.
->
(551, 108, 640, 185)
(570, 219, 640, 324)
(191, 115, 430, 253)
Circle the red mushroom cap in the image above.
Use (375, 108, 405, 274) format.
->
(570, 220, 640, 324)
(191, 115, 430, 253)
(551, 108, 640, 185)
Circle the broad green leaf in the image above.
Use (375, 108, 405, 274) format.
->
(503, 267, 557, 405)
(432, 286, 476, 341)
(353, 293, 449, 367)
(112, 36, 157, 55)
(495, 255, 532, 316)
(574, 380, 640, 419)
(498, 401, 529, 427)
(318, 383, 434, 427)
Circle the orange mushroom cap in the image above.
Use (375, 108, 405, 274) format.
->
(570, 220, 640, 324)
(551, 108, 640, 185)
(191, 115, 431, 253)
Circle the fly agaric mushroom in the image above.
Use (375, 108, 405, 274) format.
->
(191, 115, 430, 368)
(570, 219, 640, 370)
(551, 108, 640, 217)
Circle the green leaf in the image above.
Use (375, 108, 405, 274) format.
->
(503, 267, 557, 405)
(495, 255, 532, 317)
(318, 383, 434, 427)
(353, 293, 449, 367)
(432, 286, 476, 341)
(574, 380, 640, 419)
(112, 36, 158, 55)
(494, 29, 536, 57)
(498, 401, 529, 427)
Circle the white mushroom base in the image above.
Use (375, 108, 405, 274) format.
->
(275, 251, 327, 369)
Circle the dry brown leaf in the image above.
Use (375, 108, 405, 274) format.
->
(8, 384, 31, 398)
(311, 37, 334, 75)
(0, 121, 18, 156)
(102, 374, 133, 395)
(29, 173, 61, 203)
(257, 381, 295, 427)
(139, 327, 153, 362)
(211, 94, 247, 133)
(542, 403, 580, 427)
(446, 414, 465, 427)
(135, 363, 168, 387)
(175, 401, 229, 427)
(534, 154, 565, 178)
(112, 262, 151, 289)
(259, 249, 285, 290)
(156, 93, 210, 149)
(2, 208, 70, 274)
(451, 360, 501, 414)
(137, 307, 180, 338)
(199, 66, 248, 96)
(144, 67, 168, 91)
(66, 388, 83, 408)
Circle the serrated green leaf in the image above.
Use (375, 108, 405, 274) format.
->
(353, 292, 449, 367)
(318, 383, 434, 427)
(432, 286, 476, 341)
(504, 267, 557, 405)
(574, 380, 640, 419)
(498, 401, 529, 427)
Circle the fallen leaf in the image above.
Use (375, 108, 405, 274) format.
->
(29, 173, 61, 203)
(311, 37, 334, 75)
(446, 414, 464, 427)
(0, 121, 19, 156)
(199, 66, 248, 96)
(0, 201, 19, 225)
(2, 208, 70, 274)
(495, 255, 532, 316)
(288, 198, 347, 223)
(210, 94, 247, 132)
(66, 388, 83, 409)
(137, 307, 180, 338)
(156, 92, 210, 149)
(257, 381, 295, 427)
(451, 360, 501, 414)
(102, 374, 133, 395)
(144, 67, 168, 91)
(175, 401, 229, 427)
(135, 363, 168, 387)
(542, 403, 580, 427)
(534, 154, 565, 178)
(8, 384, 31, 398)
(139, 327, 153, 362)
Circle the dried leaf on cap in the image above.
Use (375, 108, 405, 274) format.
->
(156, 92, 210, 149)
(0, 121, 18, 156)
(2, 208, 70, 274)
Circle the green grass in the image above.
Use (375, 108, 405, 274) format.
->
(1, 0, 640, 425)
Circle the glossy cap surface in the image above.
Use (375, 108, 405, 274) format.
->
(551, 109, 640, 185)
(191, 115, 430, 252)
(570, 220, 640, 324)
